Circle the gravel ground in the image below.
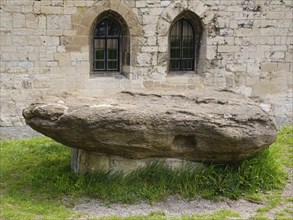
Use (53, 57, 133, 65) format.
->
(74, 197, 262, 219)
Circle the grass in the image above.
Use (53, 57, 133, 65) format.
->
(0, 126, 292, 219)
(0, 138, 75, 219)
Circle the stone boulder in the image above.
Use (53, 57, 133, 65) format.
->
(23, 89, 277, 163)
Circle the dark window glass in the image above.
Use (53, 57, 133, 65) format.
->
(107, 61, 118, 70)
(107, 20, 119, 37)
(170, 37, 180, 47)
(181, 60, 192, 70)
(182, 48, 193, 58)
(170, 21, 180, 37)
(108, 49, 117, 59)
(95, 50, 104, 59)
(170, 49, 180, 59)
(170, 60, 180, 70)
(169, 19, 195, 71)
(93, 19, 120, 71)
(182, 37, 193, 47)
(95, 21, 105, 37)
(95, 61, 105, 70)
(182, 20, 193, 37)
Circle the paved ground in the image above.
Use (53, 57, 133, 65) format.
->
(0, 126, 43, 140)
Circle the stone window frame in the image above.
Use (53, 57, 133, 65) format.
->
(168, 12, 203, 75)
(90, 11, 130, 77)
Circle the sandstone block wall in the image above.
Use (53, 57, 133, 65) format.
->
(0, 0, 292, 126)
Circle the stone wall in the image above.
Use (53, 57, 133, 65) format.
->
(0, 0, 292, 127)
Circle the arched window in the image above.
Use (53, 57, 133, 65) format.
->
(93, 19, 120, 71)
(169, 19, 195, 71)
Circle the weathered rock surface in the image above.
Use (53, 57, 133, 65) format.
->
(23, 90, 277, 162)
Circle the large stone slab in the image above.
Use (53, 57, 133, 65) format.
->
(23, 89, 277, 163)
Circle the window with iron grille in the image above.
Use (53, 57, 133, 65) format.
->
(169, 19, 195, 71)
(93, 19, 120, 71)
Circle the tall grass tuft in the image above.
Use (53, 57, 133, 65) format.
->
(0, 126, 292, 218)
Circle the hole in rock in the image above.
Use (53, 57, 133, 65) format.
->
(173, 135, 197, 148)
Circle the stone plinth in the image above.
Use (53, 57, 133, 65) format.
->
(71, 148, 201, 174)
